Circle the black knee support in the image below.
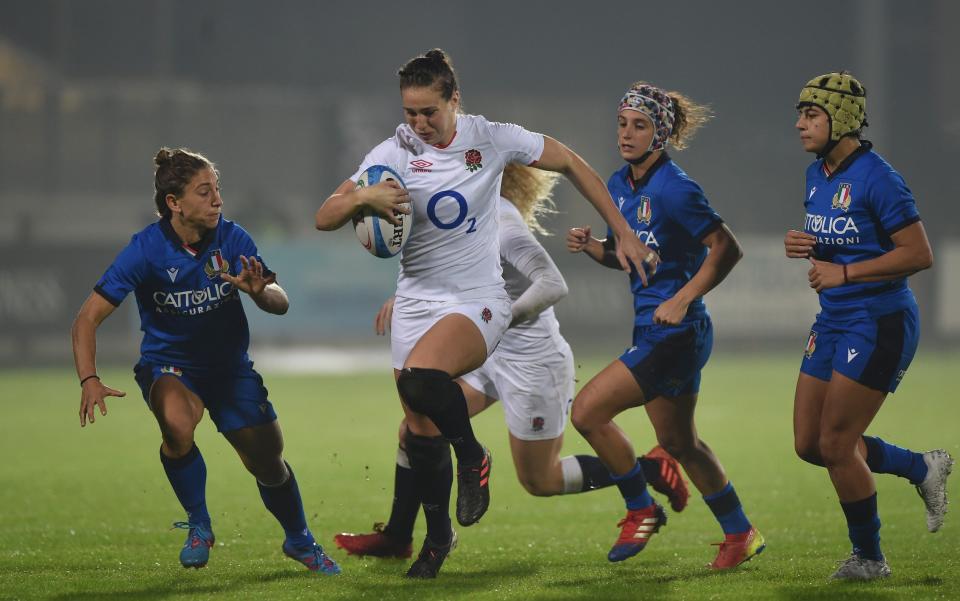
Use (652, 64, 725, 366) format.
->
(396, 367, 457, 417)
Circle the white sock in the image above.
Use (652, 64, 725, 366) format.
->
(560, 455, 584, 494)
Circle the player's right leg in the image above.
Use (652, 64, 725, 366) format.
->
(571, 360, 665, 562)
(399, 307, 507, 529)
(141, 367, 211, 568)
(402, 410, 457, 578)
(819, 372, 889, 580)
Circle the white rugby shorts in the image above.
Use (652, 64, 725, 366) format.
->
(460, 339, 574, 441)
(391, 295, 512, 371)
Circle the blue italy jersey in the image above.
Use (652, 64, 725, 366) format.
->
(606, 155, 724, 325)
(95, 216, 270, 370)
(803, 141, 920, 317)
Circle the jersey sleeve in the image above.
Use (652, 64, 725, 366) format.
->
(662, 179, 724, 241)
(866, 164, 920, 235)
(499, 205, 568, 324)
(94, 235, 148, 306)
(231, 224, 274, 278)
(485, 120, 545, 165)
(349, 138, 404, 183)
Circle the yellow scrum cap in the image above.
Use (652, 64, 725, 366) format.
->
(797, 72, 867, 141)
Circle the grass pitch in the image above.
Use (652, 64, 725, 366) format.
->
(0, 352, 957, 600)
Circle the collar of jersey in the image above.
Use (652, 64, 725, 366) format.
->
(433, 128, 458, 149)
(822, 140, 873, 182)
(625, 152, 670, 192)
(159, 216, 219, 259)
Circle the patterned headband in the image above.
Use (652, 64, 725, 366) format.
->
(618, 84, 675, 152)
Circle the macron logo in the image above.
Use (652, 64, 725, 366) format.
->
(809, 187, 817, 200)
(847, 347, 859, 363)
(166, 267, 179, 283)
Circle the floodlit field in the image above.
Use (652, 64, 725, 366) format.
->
(1, 353, 956, 600)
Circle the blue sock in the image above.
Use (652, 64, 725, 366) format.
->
(160, 443, 211, 528)
(862, 436, 928, 484)
(840, 493, 883, 561)
(257, 462, 314, 548)
(703, 482, 752, 535)
(611, 461, 653, 510)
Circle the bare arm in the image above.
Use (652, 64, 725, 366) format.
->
(566, 226, 623, 270)
(315, 179, 410, 230)
(71, 292, 126, 426)
(653, 224, 743, 325)
(808, 221, 933, 292)
(848, 221, 933, 282)
(534, 137, 658, 283)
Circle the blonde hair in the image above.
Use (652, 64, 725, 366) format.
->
(665, 90, 712, 150)
(500, 163, 560, 236)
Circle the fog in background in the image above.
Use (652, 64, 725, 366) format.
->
(1, 0, 957, 367)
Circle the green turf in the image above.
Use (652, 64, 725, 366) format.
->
(1, 353, 957, 600)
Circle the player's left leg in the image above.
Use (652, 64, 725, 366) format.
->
(644, 393, 764, 569)
(224, 420, 340, 575)
(835, 308, 953, 534)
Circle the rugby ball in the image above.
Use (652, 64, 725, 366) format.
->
(352, 165, 412, 258)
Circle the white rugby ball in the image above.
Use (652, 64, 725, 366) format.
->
(352, 165, 412, 258)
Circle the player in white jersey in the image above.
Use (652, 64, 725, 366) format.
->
(333, 164, 687, 569)
(315, 49, 657, 578)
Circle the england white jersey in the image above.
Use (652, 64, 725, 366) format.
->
(351, 114, 544, 302)
(496, 198, 567, 359)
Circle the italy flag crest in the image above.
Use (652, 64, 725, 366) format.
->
(832, 183, 852, 212)
(638, 196, 652, 225)
(204, 249, 229, 279)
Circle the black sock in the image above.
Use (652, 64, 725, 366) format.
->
(405, 430, 453, 545)
(840, 493, 883, 561)
(383, 446, 419, 542)
(575, 455, 615, 491)
(638, 457, 660, 483)
(256, 462, 313, 548)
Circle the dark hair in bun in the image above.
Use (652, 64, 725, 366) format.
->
(153, 147, 215, 218)
(398, 48, 459, 100)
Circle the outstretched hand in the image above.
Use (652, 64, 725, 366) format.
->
(614, 232, 659, 286)
(79, 378, 125, 427)
(221, 256, 276, 297)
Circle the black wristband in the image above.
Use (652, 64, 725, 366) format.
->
(79, 374, 100, 387)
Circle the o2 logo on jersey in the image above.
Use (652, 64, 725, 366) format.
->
(638, 196, 652, 225)
(427, 190, 477, 234)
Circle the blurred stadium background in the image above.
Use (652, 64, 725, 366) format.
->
(1, 0, 958, 369)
